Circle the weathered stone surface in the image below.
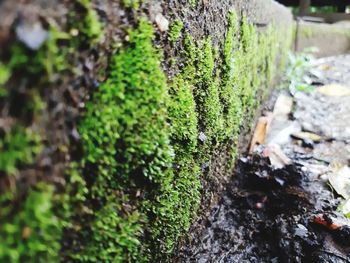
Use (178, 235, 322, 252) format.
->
(296, 20, 350, 57)
(0, 0, 294, 261)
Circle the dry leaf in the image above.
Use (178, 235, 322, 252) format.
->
(249, 113, 273, 153)
(291, 131, 323, 142)
(328, 166, 350, 199)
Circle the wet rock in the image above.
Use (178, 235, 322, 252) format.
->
(334, 225, 350, 246)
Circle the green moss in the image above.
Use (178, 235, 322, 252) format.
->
(70, 18, 173, 262)
(168, 77, 198, 156)
(8, 28, 70, 80)
(169, 19, 184, 43)
(0, 62, 11, 86)
(221, 10, 242, 140)
(0, 183, 62, 263)
(240, 17, 260, 111)
(188, 0, 196, 8)
(0, 126, 42, 175)
(77, 0, 103, 41)
(199, 38, 224, 148)
(179, 35, 225, 161)
(0, 2, 107, 262)
(70, 194, 143, 262)
(69, 17, 205, 262)
(122, 0, 143, 9)
(152, 75, 201, 254)
(62, 9, 292, 262)
(0, 6, 291, 263)
(79, 18, 172, 194)
(0, 62, 10, 96)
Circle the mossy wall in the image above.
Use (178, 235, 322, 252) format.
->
(0, 0, 293, 262)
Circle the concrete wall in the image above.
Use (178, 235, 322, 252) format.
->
(296, 20, 350, 57)
(0, 0, 293, 262)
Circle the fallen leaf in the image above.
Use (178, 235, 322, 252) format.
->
(262, 144, 292, 169)
(249, 113, 273, 154)
(328, 166, 350, 199)
(291, 131, 323, 142)
(318, 84, 350, 97)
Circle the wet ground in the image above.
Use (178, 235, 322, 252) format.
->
(176, 55, 350, 262)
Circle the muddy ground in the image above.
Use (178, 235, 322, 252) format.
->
(176, 55, 350, 263)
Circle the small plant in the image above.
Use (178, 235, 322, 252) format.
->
(283, 48, 317, 93)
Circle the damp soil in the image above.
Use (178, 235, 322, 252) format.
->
(175, 55, 350, 263)
(176, 153, 350, 262)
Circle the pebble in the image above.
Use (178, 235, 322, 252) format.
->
(16, 21, 48, 50)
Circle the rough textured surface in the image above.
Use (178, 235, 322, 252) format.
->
(0, 0, 293, 261)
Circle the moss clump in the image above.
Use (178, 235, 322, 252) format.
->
(0, 183, 62, 263)
(197, 38, 224, 150)
(188, 0, 196, 8)
(179, 35, 225, 162)
(168, 77, 198, 157)
(0, 62, 10, 86)
(122, 0, 143, 9)
(70, 194, 143, 262)
(220, 10, 242, 140)
(0, 126, 42, 175)
(7, 28, 70, 81)
(239, 16, 260, 112)
(76, 0, 103, 41)
(70, 18, 173, 262)
(78, 18, 172, 194)
(153, 76, 201, 254)
(0, 1, 107, 262)
(70, 17, 205, 262)
(169, 19, 184, 43)
(0, 62, 11, 96)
